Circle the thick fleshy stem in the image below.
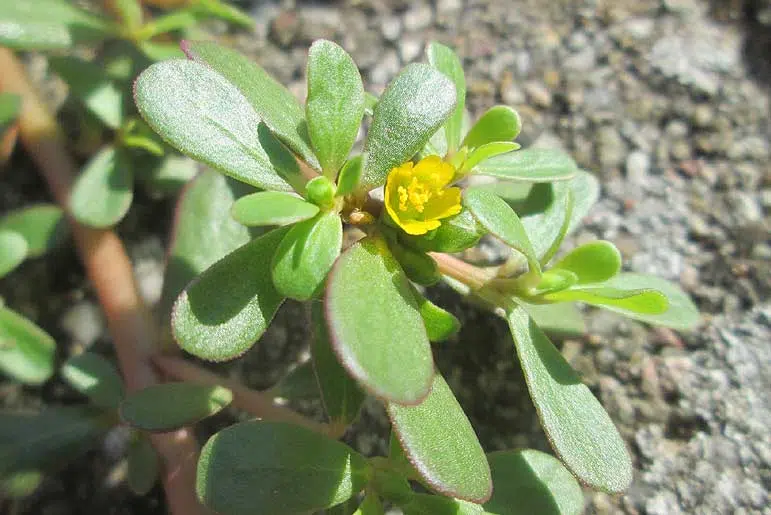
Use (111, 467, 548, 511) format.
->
(0, 48, 207, 515)
(430, 252, 493, 290)
(431, 252, 515, 314)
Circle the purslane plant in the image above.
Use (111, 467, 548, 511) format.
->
(129, 39, 701, 514)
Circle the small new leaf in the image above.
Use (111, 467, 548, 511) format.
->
(475, 148, 577, 182)
(462, 106, 521, 149)
(231, 192, 319, 227)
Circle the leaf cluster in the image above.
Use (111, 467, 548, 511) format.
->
(0, 30, 702, 514)
(0, 0, 256, 227)
(132, 39, 701, 514)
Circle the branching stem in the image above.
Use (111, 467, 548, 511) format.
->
(153, 355, 331, 436)
(0, 48, 207, 515)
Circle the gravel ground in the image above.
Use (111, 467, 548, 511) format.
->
(1, 0, 769, 514)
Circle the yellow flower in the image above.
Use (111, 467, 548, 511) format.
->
(384, 156, 462, 235)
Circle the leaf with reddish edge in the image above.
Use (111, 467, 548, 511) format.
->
(197, 421, 371, 515)
(325, 237, 434, 405)
(387, 373, 492, 503)
(171, 227, 288, 361)
(484, 449, 583, 515)
(120, 382, 232, 432)
(181, 40, 320, 170)
(506, 304, 632, 493)
(311, 303, 366, 428)
(160, 170, 256, 319)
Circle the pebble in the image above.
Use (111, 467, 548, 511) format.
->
(626, 150, 651, 184)
(563, 46, 596, 72)
(670, 140, 692, 161)
(398, 37, 423, 64)
(622, 17, 655, 40)
(692, 104, 715, 128)
(60, 301, 104, 349)
(369, 49, 400, 86)
(403, 2, 434, 32)
(268, 10, 299, 48)
(727, 137, 770, 161)
(666, 119, 690, 139)
(523, 80, 552, 108)
(436, 0, 463, 15)
(597, 126, 627, 170)
(726, 191, 763, 227)
(380, 16, 401, 42)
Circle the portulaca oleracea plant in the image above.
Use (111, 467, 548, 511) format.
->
(126, 39, 700, 514)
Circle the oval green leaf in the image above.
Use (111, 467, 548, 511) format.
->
(520, 302, 586, 337)
(543, 285, 668, 315)
(389, 242, 440, 286)
(427, 42, 466, 153)
(1, 470, 43, 499)
(119, 382, 232, 432)
(0, 407, 106, 479)
(400, 208, 483, 254)
(552, 240, 622, 284)
(412, 287, 460, 342)
(402, 494, 484, 515)
(160, 170, 255, 318)
(532, 269, 578, 295)
(182, 40, 319, 170)
(172, 227, 288, 361)
(521, 183, 574, 264)
(70, 146, 133, 228)
(0, 0, 114, 50)
(484, 450, 584, 515)
(506, 305, 632, 493)
(271, 211, 342, 301)
(462, 141, 520, 173)
(0, 204, 67, 258)
(361, 64, 456, 190)
(306, 40, 364, 177)
(311, 304, 366, 428)
(0, 307, 55, 385)
(49, 56, 124, 129)
(476, 148, 577, 182)
(268, 360, 319, 401)
(336, 156, 363, 197)
(559, 273, 700, 330)
(325, 237, 433, 404)
(566, 170, 600, 234)
(0, 230, 27, 279)
(197, 421, 371, 515)
(141, 154, 198, 195)
(134, 59, 295, 191)
(232, 191, 319, 227)
(387, 373, 492, 503)
(127, 432, 159, 496)
(462, 105, 521, 150)
(61, 352, 124, 410)
(463, 188, 540, 275)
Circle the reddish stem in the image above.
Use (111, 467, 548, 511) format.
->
(153, 355, 331, 435)
(0, 48, 207, 515)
